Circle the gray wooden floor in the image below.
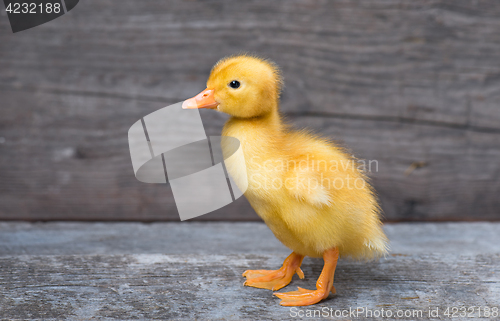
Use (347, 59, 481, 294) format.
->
(0, 222, 499, 320)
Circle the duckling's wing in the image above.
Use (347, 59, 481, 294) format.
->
(285, 166, 333, 207)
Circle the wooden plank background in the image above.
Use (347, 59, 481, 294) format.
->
(0, 0, 499, 221)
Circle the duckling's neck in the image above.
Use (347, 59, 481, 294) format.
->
(221, 107, 285, 163)
(223, 108, 284, 141)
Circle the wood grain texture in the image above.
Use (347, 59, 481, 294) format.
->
(2, 253, 499, 320)
(0, 0, 499, 220)
(0, 222, 499, 320)
(1, 221, 499, 256)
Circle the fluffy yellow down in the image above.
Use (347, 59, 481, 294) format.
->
(210, 55, 388, 259)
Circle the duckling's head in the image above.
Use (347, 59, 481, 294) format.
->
(182, 55, 283, 118)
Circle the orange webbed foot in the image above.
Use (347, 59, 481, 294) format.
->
(243, 252, 304, 291)
(273, 285, 336, 306)
(274, 247, 339, 306)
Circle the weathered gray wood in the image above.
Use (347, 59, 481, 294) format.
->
(1, 0, 500, 220)
(1, 90, 499, 221)
(1, 253, 499, 320)
(0, 222, 498, 320)
(1, 222, 500, 256)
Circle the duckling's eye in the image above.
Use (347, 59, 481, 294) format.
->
(229, 80, 240, 89)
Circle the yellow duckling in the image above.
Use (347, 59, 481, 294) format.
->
(182, 55, 388, 306)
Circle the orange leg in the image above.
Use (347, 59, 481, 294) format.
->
(243, 252, 305, 291)
(274, 247, 339, 306)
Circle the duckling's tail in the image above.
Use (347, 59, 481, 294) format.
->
(362, 226, 389, 260)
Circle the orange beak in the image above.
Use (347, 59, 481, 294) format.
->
(182, 88, 219, 110)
